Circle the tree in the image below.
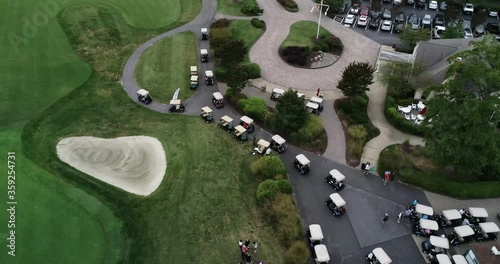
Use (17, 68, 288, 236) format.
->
(319, 0, 343, 15)
(213, 38, 247, 67)
(337, 62, 375, 98)
(398, 25, 431, 48)
(379, 61, 423, 98)
(441, 22, 464, 39)
(237, 97, 269, 122)
(225, 65, 248, 94)
(273, 90, 309, 133)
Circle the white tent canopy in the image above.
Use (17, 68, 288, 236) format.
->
(329, 169, 346, 182)
(436, 254, 452, 264)
(419, 219, 439, 231)
(314, 245, 330, 262)
(137, 89, 149, 96)
(372, 248, 392, 264)
(212, 92, 223, 100)
(309, 224, 324, 241)
(329, 193, 346, 207)
(479, 222, 499, 233)
(415, 204, 434, 216)
(452, 255, 467, 264)
(429, 235, 449, 249)
(240, 116, 254, 125)
(271, 134, 286, 145)
(454, 225, 474, 237)
(295, 154, 310, 166)
(469, 207, 488, 218)
(306, 102, 319, 109)
(442, 209, 461, 220)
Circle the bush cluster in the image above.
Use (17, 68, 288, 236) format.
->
(211, 18, 231, 28)
(313, 34, 343, 54)
(250, 155, 286, 179)
(276, 0, 299, 12)
(280, 46, 309, 66)
(237, 97, 269, 122)
(384, 96, 425, 136)
(215, 67, 227, 81)
(256, 179, 293, 202)
(241, 0, 263, 16)
(251, 18, 266, 29)
(284, 241, 310, 264)
(290, 115, 325, 143)
(241, 63, 261, 79)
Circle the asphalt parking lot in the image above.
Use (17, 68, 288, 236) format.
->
(333, 1, 500, 46)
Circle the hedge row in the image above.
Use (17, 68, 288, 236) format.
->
(241, 0, 263, 16)
(276, 0, 299, 12)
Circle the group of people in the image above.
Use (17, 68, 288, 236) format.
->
(361, 162, 396, 186)
(239, 240, 258, 264)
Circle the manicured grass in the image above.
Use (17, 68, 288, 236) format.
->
(229, 20, 265, 62)
(281, 21, 332, 48)
(378, 144, 500, 199)
(217, 0, 245, 16)
(135, 32, 198, 102)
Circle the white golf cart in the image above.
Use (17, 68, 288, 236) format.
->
(297, 93, 305, 100)
(313, 244, 330, 264)
(448, 225, 475, 246)
(232, 125, 248, 143)
(440, 209, 462, 227)
(429, 254, 452, 264)
(306, 102, 320, 115)
(218, 115, 234, 132)
(201, 27, 208, 40)
(309, 96, 324, 113)
(137, 89, 152, 105)
(467, 207, 488, 224)
(474, 222, 499, 242)
(308, 224, 324, 248)
(324, 169, 346, 191)
(413, 218, 439, 237)
(190, 75, 198, 90)
(270, 88, 285, 101)
(422, 235, 449, 255)
(239, 116, 255, 133)
(325, 193, 346, 216)
(200, 106, 213, 123)
(252, 139, 271, 156)
(190, 65, 198, 76)
(366, 247, 392, 264)
(168, 99, 185, 113)
(451, 255, 467, 264)
(270, 134, 287, 153)
(205, 70, 214, 85)
(293, 154, 310, 175)
(212, 92, 224, 108)
(410, 203, 434, 222)
(200, 49, 208, 62)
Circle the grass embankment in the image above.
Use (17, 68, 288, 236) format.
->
(135, 32, 198, 102)
(229, 19, 265, 63)
(281, 21, 331, 48)
(378, 144, 500, 199)
(20, 2, 285, 263)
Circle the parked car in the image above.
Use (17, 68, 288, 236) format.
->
(434, 14, 445, 26)
(382, 0, 392, 3)
(486, 23, 500, 39)
(440, 1, 448, 11)
(463, 3, 474, 15)
(360, 6, 370, 16)
(406, 0, 415, 5)
(409, 14, 420, 29)
(357, 15, 369, 27)
(394, 22, 405, 33)
(393, 0, 403, 4)
(417, 0, 426, 9)
(464, 27, 473, 39)
(489, 9, 498, 17)
(344, 14, 356, 25)
(383, 8, 392, 20)
(395, 12, 405, 23)
(462, 19, 471, 30)
(422, 14, 432, 28)
(381, 20, 392, 31)
(371, 10, 381, 19)
(474, 24, 484, 36)
(349, 4, 360, 15)
(369, 18, 381, 29)
(428, 1, 438, 10)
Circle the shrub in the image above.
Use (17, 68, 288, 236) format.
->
(290, 115, 324, 143)
(237, 97, 269, 122)
(242, 63, 261, 79)
(251, 156, 286, 179)
(211, 18, 230, 28)
(272, 194, 302, 246)
(225, 87, 235, 98)
(284, 241, 310, 264)
(347, 140, 364, 158)
(251, 18, 266, 29)
(347, 125, 368, 142)
(277, 179, 292, 194)
(280, 46, 309, 67)
(215, 66, 228, 81)
(396, 98, 414, 106)
(241, 0, 263, 16)
(229, 93, 248, 107)
(256, 179, 280, 202)
(276, 0, 299, 12)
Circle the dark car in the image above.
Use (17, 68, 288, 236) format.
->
(408, 14, 419, 29)
(433, 14, 445, 26)
(486, 23, 500, 39)
(406, 0, 415, 5)
(417, 0, 426, 9)
(395, 12, 405, 23)
(383, 8, 392, 20)
(382, 0, 392, 3)
(394, 22, 405, 33)
(369, 18, 381, 29)
(360, 6, 370, 16)
(371, 10, 381, 19)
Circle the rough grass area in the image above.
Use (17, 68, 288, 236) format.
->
(378, 144, 500, 199)
(281, 21, 331, 48)
(229, 20, 265, 62)
(135, 32, 198, 102)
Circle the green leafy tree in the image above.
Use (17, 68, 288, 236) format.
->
(237, 97, 269, 122)
(442, 22, 464, 39)
(273, 90, 309, 133)
(337, 62, 375, 98)
(213, 38, 247, 67)
(225, 65, 248, 94)
(398, 25, 431, 48)
(380, 61, 423, 98)
(318, 0, 343, 14)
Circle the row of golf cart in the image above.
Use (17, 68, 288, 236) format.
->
(190, 66, 214, 89)
(420, 235, 474, 264)
(270, 88, 324, 115)
(270, 88, 305, 101)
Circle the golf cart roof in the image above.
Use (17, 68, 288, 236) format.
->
(295, 154, 310, 166)
(306, 102, 319, 109)
(329, 193, 346, 207)
(297, 93, 305, 98)
(479, 222, 499, 233)
(372, 248, 392, 264)
(309, 224, 324, 241)
(272, 134, 286, 145)
(212, 92, 223, 100)
(272, 88, 285, 94)
(436, 254, 452, 264)
(451, 255, 467, 264)
(314, 245, 330, 262)
(234, 125, 246, 134)
(454, 225, 475, 237)
(205, 70, 213, 77)
(329, 169, 346, 182)
(442, 209, 461, 220)
(469, 207, 488, 218)
(201, 28, 208, 33)
(415, 204, 434, 216)
(429, 235, 449, 249)
(200, 49, 208, 54)
(221, 115, 233, 123)
(190, 66, 197, 72)
(419, 219, 439, 231)
(137, 89, 149, 96)
(310, 96, 324, 104)
(190, 75, 198, 82)
(201, 106, 212, 113)
(170, 99, 181, 105)
(240, 116, 254, 125)
(257, 139, 270, 148)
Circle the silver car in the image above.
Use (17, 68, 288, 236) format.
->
(422, 14, 432, 28)
(381, 20, 392, 31)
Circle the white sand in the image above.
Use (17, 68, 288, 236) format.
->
(56, 136, 167, 196)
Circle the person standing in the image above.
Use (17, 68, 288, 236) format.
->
(253, 241, 258, 253)
(384, 171, 390, 185)
(397, 211, 403, 224)
(239, 240, 243, 249)
(382, 213, 389, 226)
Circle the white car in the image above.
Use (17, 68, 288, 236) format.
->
(344, 14, 355, 25)
(428, 1, 438, 10)
(464, 27, 473, 39)
(463, 3, 474, 15)
(422, 14, 432, 28)
(489, 9, 498, 17)
(357, 15, 369, 27)
(381, 20, 392, 31)
(393, 0, 403, 4)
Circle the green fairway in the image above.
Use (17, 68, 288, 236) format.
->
(135, 32, 198, 102)
(281, 21, 332, 48)
(217, 0, 245, 16)
(229, 20, 265, 62)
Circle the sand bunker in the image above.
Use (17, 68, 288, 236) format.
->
(56, 136, 167, 196)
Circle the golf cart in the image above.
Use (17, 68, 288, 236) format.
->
(447, 225, 475, 246)
(168, 99, 185, 113)
(439, 209, 462, 227)
(200, 49, 208, 62)
(324, 169, 346, 191)
(325, 193, 346, 216)
(137, 89, 152, 105)
(414, 219, 440, 237)
(421, 235, 449, 255)
(239, 116, 255, 133)
(212, 92, 224, 108)
(306, 102, 320, 115)
(232, 125, 248, 143)
(313, 244, 330, 264)
(201, 27, 208, 40)
(411, 203, 434, 222)
(467, 207, 488, 224)
(252, 139, 271, 156)
(473, 222, 499, 242)
(200, 106, 213, 123)
(190, 75, 198, 90)
(429, 254, 452, 264)
(270, 88, 285, 101)
(270, 134, 287, 153)
(365, 247, 392, 264)
(205, 70, 214, 85)
(451, 255, 467, 264)
(190, 65, 198, 76)
(307, 224, 324, 248)
(218, 115, 234, 132)
(293, 154, 310, 175)
(309, 96, 324, 113)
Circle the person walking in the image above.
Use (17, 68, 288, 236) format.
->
(384, 171, 391, 185)
(239, 240, 243, 249)
(382, 213, 389, 226)
(397, 211, 403, 224)
(253, 241, 258, 253)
